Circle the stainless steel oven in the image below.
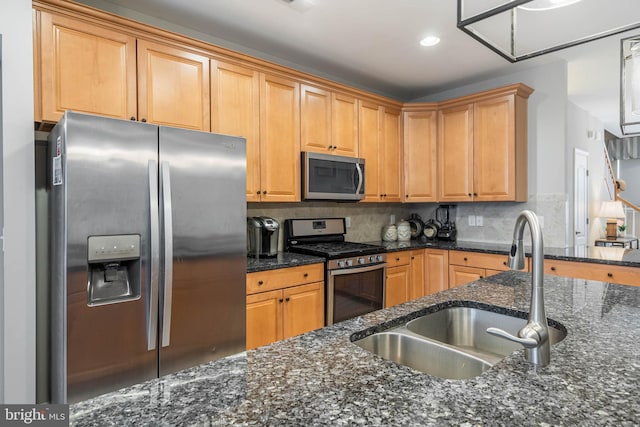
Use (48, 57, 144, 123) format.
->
(326, 255, 386, 325)
(284, 218, 387, 326)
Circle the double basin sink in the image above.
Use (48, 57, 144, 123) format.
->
(351, 302, 567, 379)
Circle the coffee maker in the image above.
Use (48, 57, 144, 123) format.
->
(247, 216, 280, 258)
(436, 205, 457, 241)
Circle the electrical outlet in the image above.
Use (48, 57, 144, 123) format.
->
(390, 214, 396, 224)
(468, 215, 476, 226)
(476, 215, 483, 226)
(345, 217, 351, 228)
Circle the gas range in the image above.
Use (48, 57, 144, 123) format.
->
(284, 218, 387, 268)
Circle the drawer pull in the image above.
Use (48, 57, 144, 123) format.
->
(279, 298, 284, 303)
(550, 267, 556, 272)
(607, 272, 613, 278)
(285, 297, 290, 302)
(258, 280, 264, 285)
(396, 257, 400, 261)
(303, 273, 308, 277)
(463, 257, 468, 261)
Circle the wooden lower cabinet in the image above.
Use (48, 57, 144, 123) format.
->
(544, 259, 639, 287)
(385, 264, 410, 308)
(425, 249, 449, 295)
(448, 250, 524, 288)
(246, 264, 324, 350)
(409, 250, 426, 300)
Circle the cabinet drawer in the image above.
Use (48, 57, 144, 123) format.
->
(247, 263, 324, 294)
(449, 250, 514, 271)
(386, 251, 411, 267)
(544, 259, 639, 287)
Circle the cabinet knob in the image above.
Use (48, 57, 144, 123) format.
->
(550, 267, 556, 272)
(406, 194, 409, 198)
(256, 191, 261, 195)
(607, 272, 613, 278)
(262, 190, 267, 195)
(303, 273, 308, 277)
(468, 193, 472, 197)
(473, 193, 478, 196)
(411, 256, 415, 260)
(286, 297, 290, 302)
(258, 280, 264, 285)
(463, 257, 468, 261)
(396, 257, 400, 261)
(130, 116, 136, 121)
(141, 118, 147, 123)
(503, 261, 507, 266)
(279, 298, 284, 303)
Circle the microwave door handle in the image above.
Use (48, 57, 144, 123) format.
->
(355, 162, 363, 195)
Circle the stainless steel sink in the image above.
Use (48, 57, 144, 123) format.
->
(355, 331, 492, 379)
(405, 306, 567, 364)
(352, 304, 567, 378)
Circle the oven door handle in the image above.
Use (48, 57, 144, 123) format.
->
(329, 262, 386, 276)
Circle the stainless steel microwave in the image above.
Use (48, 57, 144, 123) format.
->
(302, 152, 365, 201)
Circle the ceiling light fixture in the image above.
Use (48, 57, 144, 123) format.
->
(620, 35, 640, 135)
(420, 36, 441, 47)
(457, 0, 640, 62)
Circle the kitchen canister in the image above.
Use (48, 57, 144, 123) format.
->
(397, 220, 411, 241)
(381, 224, 398, 241)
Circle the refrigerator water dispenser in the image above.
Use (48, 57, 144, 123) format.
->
(87, 234, 141, 306)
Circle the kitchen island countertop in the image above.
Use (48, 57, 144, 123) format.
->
(70, 272, 640, 426)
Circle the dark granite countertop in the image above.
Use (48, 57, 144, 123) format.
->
(246, 252, 324, 273)
(70, 272, 640, 426)
(375, 239, 640, 268)
(247, 241, 640, 273)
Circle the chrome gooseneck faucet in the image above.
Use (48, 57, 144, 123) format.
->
(487, 210, 551, 366)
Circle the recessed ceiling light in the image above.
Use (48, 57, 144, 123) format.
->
(420, 36, 440, 47)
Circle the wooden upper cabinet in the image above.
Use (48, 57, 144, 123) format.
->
(358, 101, 382, 202)
(301, 84, 332, 154)
(382, 107, 402, 202)
(210, 60, 260, 201)
(37, 11, 137, 123)
(301, 86, 358, 157)
(137, 39, 210, 131)
(259, 73, 301, 202)
(438, 103, 474, 202)
(438, 84, 532, 202)
(403, 109, 438, 202)
(474, 94, 522, 201)
(331, 92, 358, 156)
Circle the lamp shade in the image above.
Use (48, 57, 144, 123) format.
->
(599, 201, 626, 219)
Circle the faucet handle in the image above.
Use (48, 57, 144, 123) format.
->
(486, 327, 539, 348)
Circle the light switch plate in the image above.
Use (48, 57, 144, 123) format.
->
(345, 217, 351, 228)
(468, 215, 476, 226)
(476, 216, 483, 226)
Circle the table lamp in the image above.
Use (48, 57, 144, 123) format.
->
(599, 201, 626, 240)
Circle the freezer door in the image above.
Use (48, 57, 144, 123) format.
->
(50, 112, 159, 403)
(158, 126, 246, 376)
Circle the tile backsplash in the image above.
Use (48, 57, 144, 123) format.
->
(247, 193, 568, 251)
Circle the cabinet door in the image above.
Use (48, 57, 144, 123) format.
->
(283, 282, 324, 339)
(246, 289, 283, 350)
(438, 104, 474, 202)
(474, 95, 515, 201)
(210, 60, 261, 201)
(38, 11, 137, 123)
(137, 39, 210, 130)
(359, 101, 382, 202)
(403, 110, 438, 202)
(332, 92, 359, 157)
(381, 108, 402, 202)
(449, 265, 484, 288)
(385, 265, 410, 308)
(425, 249, 449, 295)
(259, 73, 301, 202)
(301, 84, 331, 154)
(409, 250, 426, 300)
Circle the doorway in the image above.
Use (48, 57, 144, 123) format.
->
(574, 148, 589, 252)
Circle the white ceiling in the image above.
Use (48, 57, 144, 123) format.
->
(96, 0, 640, 137)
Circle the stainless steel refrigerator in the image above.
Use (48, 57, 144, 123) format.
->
(49, 111, 246, 403)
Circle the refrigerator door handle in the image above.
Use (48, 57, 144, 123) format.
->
(148, 160, 159, 351)
(161, 161, 174, 348)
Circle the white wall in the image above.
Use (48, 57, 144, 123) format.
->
(0, 1, 35, 403)
(619, 160, 640, 204)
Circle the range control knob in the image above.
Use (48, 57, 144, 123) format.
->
(346, 259, 353, 267)
(377, 255, 384, 262)
(358, 257, 365, 265)
(338, 260, 346, 268)
(369, 255, 376, 262)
